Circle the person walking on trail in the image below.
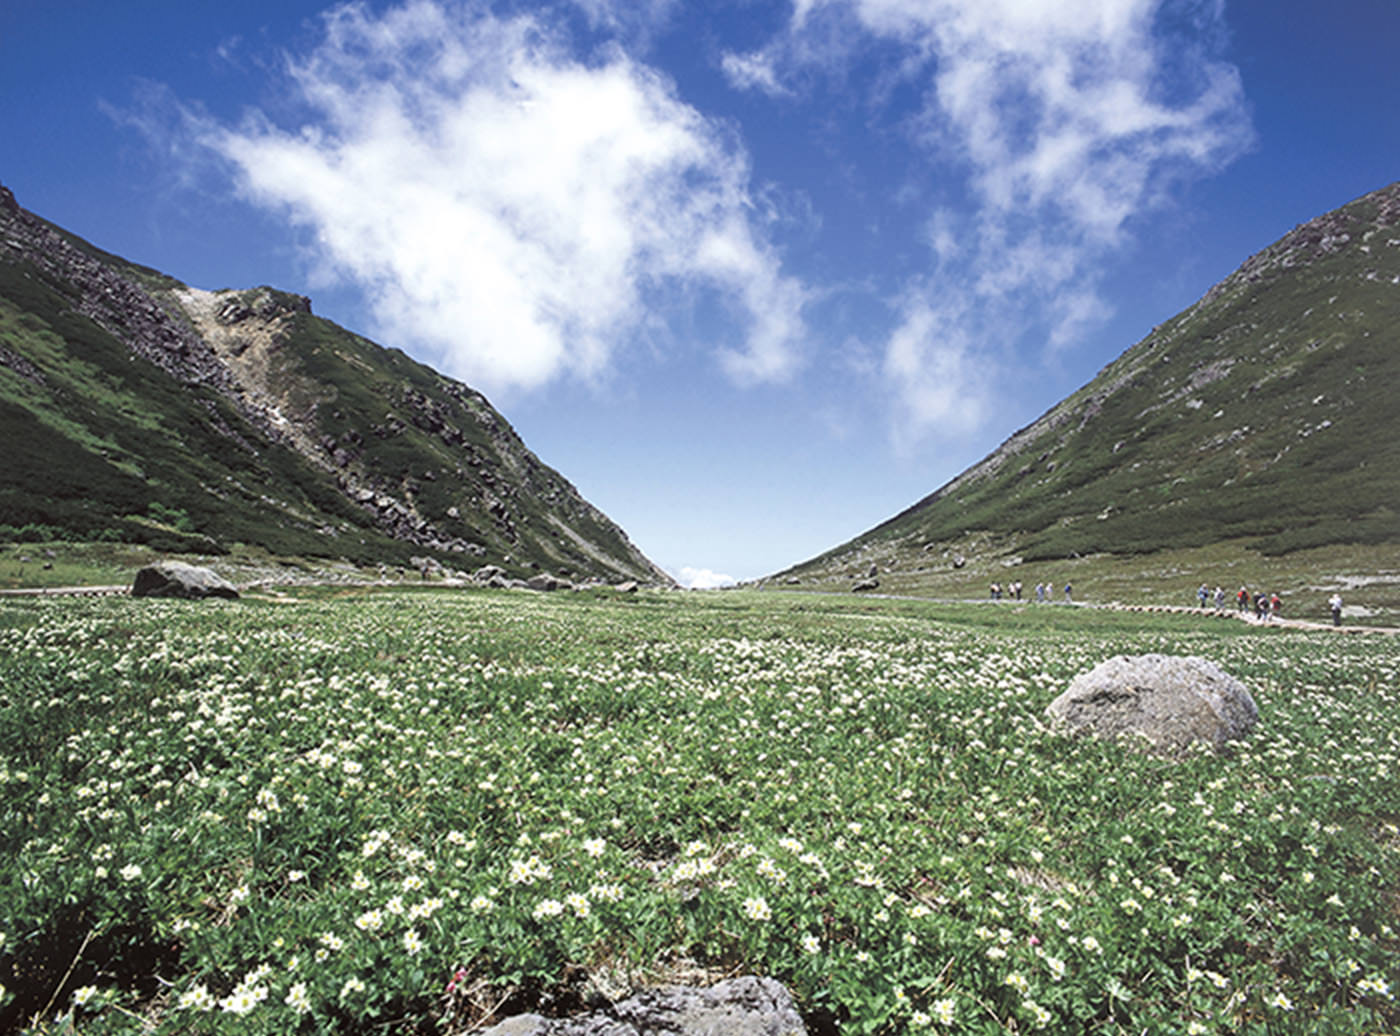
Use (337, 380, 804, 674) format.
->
(1197, 584, 1209, 608)
(1329, 593, 1343, 626)
(1064, 582, 1073, 603)
(1270, 592, 1281, 622)
(1214, 586, 1226, 610)
(1237, 586, 1249, 612)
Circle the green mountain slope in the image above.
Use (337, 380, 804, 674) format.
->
(0, 185, 668, 584)
(779, 181, 1400, 598)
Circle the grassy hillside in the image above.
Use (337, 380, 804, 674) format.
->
(0, 186, 666, 584)
(779, 182, 1400, 612)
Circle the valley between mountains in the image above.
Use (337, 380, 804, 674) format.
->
(2, 180, 1398, 620)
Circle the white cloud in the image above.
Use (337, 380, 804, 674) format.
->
(726, 0, 1252, 443)
(675, 565, 736, 589)
(720, 51, 790, 97)
(194, 0, 805, 394)
(882, 296, 990, 445)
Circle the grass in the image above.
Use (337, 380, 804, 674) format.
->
(1, 587, 1396, 1034)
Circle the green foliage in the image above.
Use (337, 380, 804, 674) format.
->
(0, 523, 66, 543)
(0, 590, 1396, 1033)
(145, 502, 194, 533)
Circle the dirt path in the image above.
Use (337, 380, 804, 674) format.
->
(1095, 599, 1399, 635)
(787, 587, 1400, 635)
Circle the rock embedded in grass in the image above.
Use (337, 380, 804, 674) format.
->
(478, 976, 807, 1036)
(130, 561, 239, 600)
(1046, 653, 1258, 755)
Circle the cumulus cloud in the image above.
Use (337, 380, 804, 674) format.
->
(193, 0, 805, 393)
(675, 565, 736, 589)
(726, 0, 1252, 440)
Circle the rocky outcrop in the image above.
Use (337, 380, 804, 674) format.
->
(1046, 654, 1258, 755)
(131, 562, 239, 600)
(478, 977, 807, 1036)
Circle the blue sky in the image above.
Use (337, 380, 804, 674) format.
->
(3, 1, 1397, 585)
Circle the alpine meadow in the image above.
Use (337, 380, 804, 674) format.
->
(2, 590, 1398, 1034)
(3, 0, 1400, 1033)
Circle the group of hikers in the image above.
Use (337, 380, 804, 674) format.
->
(1198, 584, 1347, 626)
(985, 578, 1347, 626)
(1198, 584, 1281, 621)
(989, 581, 1072, 603)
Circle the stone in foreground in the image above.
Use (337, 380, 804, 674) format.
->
(478, 977, 807, 1036)
(1046, 654, 1257, 755)
(131, 562, 239, 600)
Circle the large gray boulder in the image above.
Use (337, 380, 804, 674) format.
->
(478, 977, 807, 1036)
(131, 562, 239, 600)
(1046, 654, 1257, 755)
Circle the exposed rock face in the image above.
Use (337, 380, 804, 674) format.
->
(1046, 654, 1258, 755)
(851, 578, 878, 592)
(131, 562, 239, 600)
(478, 977, 807, 1036)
